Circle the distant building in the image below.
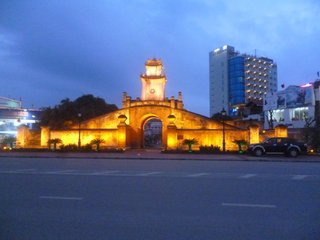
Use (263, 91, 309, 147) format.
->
(0, 97, 41, 139)
(263, 82, 319, 129)
(209, 45, 277, 117)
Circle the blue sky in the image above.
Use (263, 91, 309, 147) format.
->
(1, 0, 319, 116)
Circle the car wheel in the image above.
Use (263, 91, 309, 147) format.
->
(254, 148, 263, 156)
(288, 148, 298, 157)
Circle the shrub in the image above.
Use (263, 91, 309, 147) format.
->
(232, 140, 248, 153)
(80, 144, 93, 151)
(60, 144, 78, 152)
(48, 138, 62, 151)
(199, 145, 221, 153)
(182, 138, 198, 152)
(90, 138, 105, 151)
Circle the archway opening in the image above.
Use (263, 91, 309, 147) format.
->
(143, 118, 163, 148)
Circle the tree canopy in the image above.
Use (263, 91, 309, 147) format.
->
(210, 112, 233, 121)
(40, 94, 118, 129)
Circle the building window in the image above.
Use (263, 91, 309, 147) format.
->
(290, 107, 308, 121)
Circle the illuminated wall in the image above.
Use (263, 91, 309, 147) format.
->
(22, 101, 257, 151)
(49, 129, 119, 147)
(16, 126, 40, 148)
(37, 109, 128, 149)
(274, 125, 288, 138)
(175, 129, 248, 151)
(16, 126, 29, 147)
(248, 124, 259, 144)
(41, 127, 50, 147)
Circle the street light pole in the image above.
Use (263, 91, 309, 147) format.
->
(221, 108, 226, 152)
(78, 113, 82, 149)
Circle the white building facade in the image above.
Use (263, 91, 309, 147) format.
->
(0, 97, 41, 138)
(263, 83, 318, 129)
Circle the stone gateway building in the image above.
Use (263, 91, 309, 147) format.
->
(18, 59, 285, 151)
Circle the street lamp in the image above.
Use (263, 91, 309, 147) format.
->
(221, 108, 226, 152)
(78, 113, 82, 149)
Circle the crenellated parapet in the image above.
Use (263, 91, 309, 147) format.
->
(122, 92, 184, 110)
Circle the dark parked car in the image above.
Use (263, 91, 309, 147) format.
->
(248, 137, 308, 157)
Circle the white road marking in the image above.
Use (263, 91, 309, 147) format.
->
(7, 168, 37, 173)
(187, 173, 210, 177)
(239, 174, 257, 179)
(39, 196, 83, 200)
(45, 170, 77, 174)
(90, 170, 120, 175)
(136, 171, 161, 176)
(292, 175, 310, 180)
(222, 202, 276, 208)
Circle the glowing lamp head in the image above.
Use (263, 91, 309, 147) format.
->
(118, 114, 127, 123)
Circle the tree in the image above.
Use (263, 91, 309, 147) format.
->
(301, 115, 318, 149)
(182, 138, 198, 152)
(40, 94, 118, 129)
(266, 110, 274, 129)
(90, 138, 105, 151)
(232, 140, 248, 153)
(74, 94, 118, 120)
(211, 112, 233, 121)
(48, 138, 62, 151)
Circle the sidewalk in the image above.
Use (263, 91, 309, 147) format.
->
(0, 149, 319, 162)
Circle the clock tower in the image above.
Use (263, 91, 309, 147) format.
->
(141, 59, 167, 101)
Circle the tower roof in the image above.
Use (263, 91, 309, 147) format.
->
(145, 58, 163, 66)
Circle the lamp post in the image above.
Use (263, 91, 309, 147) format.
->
(221, 108, 226, 152)
(78, 113, 82, 149)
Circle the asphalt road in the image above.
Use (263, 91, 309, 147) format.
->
(0, 157, 320, 240)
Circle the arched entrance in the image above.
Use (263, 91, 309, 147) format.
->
(143, 117, 163, 148)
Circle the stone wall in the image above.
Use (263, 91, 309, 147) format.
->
(17, 102, 288, 150)
(48, 129, 119, 148)
(175, 128, 248, 151)
(16, 126, 41, 148)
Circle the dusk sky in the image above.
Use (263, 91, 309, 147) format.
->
(1, 0, 319, 116)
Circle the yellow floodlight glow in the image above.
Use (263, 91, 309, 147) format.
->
(167, 136, 177, 148)
(118, 132, 125, 141)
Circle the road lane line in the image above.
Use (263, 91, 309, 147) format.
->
(292, 175, 309, 180)
(222, 202, 276, 208)
(136, 171, 161, 176)
(45, 170, 77, 174)
(13, 168, 36, 172)
(39, 196, 83, 200)
(90, 170, 120, 175)
(187, 173, 210, 177)
(239, 174, 257, 179)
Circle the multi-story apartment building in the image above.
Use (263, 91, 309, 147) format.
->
(209, 45, 277, 117)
